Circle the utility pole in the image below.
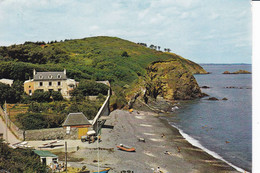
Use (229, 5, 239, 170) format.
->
(65, 141, 67, 173)
(4, 101, 8, 143)
(97, 120, 99, 173)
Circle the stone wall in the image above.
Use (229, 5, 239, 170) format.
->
(25, 127, 78, 141)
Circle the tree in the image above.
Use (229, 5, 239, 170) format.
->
(0, 82, 20, 105)
(31, 90, 51, 102)
(149, 44, 155, 49)
(51, 91, 63, 101)
(16, 113, 48, 130)
(0, 83, 11, 105)
(76, 80, 109, 96)
(0, 140, 46, 172)
(121, 51, 129, 57)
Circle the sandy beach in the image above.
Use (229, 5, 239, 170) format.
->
(27, 109, 240, 173)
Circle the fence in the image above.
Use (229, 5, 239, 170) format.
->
(0, 106, 24, 140)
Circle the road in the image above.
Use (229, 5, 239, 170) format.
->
(0, 116, 20, 144)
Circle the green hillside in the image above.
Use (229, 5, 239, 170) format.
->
(0, 36, 206, 85)
(0, 36, 207, 109)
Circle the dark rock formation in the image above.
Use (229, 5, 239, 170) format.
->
(223, 70, 251, 74)
(201, 86, 210, 89)
(222, 97, 228, 100)
(207, 97, 219, 101)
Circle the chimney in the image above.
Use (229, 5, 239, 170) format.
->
(64, 69, 66, 75)
(33, 69, 36, 76)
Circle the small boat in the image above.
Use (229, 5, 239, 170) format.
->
(116, 144, 136, 152)
(38, 141, 63, 148)
(93, 167, 110, 173)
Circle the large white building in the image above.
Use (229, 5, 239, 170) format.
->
(24, 69, 78, 99)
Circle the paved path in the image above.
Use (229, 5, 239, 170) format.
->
(0, 117, 20, 144)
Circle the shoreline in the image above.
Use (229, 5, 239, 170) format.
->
(101, 109, 240, 172)
(27, 109, 242, 172)
(158, 117, 248, 173)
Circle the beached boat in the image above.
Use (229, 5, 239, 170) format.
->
(93, 167, 110, 173)
(116, 144, 136, 152)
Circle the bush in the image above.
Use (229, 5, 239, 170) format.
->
(52, 91, 63, 101)
(72, 80, 109, 97)
(0, 140, 46, 172)
(16, 112, 48, 130)
(0, 81, 23, 105)
(31, 90, 63, 102)
(121, 51, 129, 57)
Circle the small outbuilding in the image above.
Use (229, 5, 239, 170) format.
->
(0, 78, 14, 86)
(33, 150, 58, 166)
(63, 112, 92, 139)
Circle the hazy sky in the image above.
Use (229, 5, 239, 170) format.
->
(0, 0, 252, 63)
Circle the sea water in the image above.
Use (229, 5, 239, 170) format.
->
(164, 64, 252, 172)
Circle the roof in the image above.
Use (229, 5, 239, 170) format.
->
(34, 71, 67, 81)
(0, 79, 14, 86)
(33, 150, 57, 158)
(96, 80, 110, 87)
(63, 112, 92, 126)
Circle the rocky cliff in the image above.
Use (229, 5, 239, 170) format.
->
(144, 60, 204, 101)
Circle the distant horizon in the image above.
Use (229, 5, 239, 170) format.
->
(199, 63, 252, 65)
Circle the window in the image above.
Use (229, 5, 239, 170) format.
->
(29, 85, 31, 88)
(49, 82, 52, 86)
(39, 75, 43, 79)
(39, 82, 43, 86)
(68, 84, 75, 88)
(66, 126, 70, 134)
(29, 90, 32, 96)
(48, 75, 53, 79)
(58, 81, 61, 86)
(57, 74, 61, 79)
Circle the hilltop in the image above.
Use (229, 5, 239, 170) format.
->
(0, 36, 207, 108)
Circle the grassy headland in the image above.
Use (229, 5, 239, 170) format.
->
(0, 36, 207, 109)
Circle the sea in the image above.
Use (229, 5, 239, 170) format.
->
(162, 64, 252, 172)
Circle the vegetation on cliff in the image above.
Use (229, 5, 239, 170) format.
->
(144, 60, 203, 101)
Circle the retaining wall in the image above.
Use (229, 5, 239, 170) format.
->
(25, 127, 78, 141)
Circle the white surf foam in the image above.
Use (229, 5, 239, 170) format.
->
(170, 123, 248, 173)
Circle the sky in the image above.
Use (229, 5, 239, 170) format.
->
(0, 0, 252, 63)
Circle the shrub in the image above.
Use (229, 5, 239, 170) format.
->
(0, 140, 46, 172)
(121, 51, 129, 57)
(16, 113, 48, 130)
(51, 91, 63, 101)
(73, 80, 109, 97)
(31, 90, 51, 102)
